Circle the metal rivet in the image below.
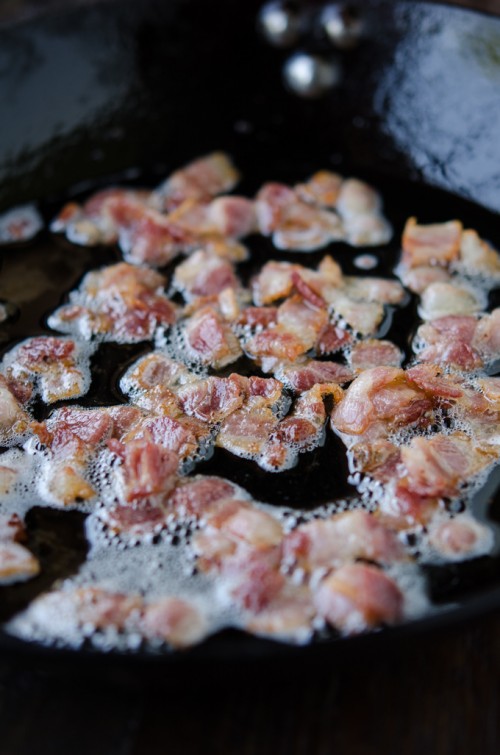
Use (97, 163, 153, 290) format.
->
(258, 1, 301, 48)
(283, 52, 341, 98)
(320, 4, 365, 50)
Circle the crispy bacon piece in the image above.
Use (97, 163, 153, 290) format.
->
(349, 439, 402, 483)
(49, 263, 176, 343)
(251, 261, 298, 305)
(314, 563, 403, 634)
(155, 152, 240, 211)
(216, 398, 279, 459)
(472, 309, 500, 361)
(0, 513, 26, 543)
(140, 598, 208, 647)
(331, 367, 433, 445)
(415, 316, 483, 371)
(177, 375, 245, 423)
(184, 305, 242, 368)
(276, 359, 353, 392)
(3, 336, 93, 404)
(283, 510, 405, 573)
(98, 499, 169, 539)
(343, 276, 405, 306)
(246, 584, 315, 641)
(173, 249, 238, 300)
(343, 212, 392, 247)
(401, 218, 462, 268)
(327, 291, 385, 336)
(295, 170, 343, 208)
(317, 323, 352, 355)
(349, 339, 403, 372)
(336, 179, 381, 217)
(122, 413, 210, 461)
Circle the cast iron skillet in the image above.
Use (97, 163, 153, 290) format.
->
(0, 0, 500, 671)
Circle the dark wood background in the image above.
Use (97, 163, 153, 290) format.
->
(1, 1, 500, 753)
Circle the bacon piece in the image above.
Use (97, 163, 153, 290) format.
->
(255, 183, 344, 252)
(472, 309, 500, 361)
(109, 439, 179, 502)
(0, 513, 26, 543)
(216, 399, 279, 459)
(206, 196, 256, 238)
(343, 213, 392, 247)
(177, 375, 245, 422)
(49, 263, 176, 343)
(123, 414, 210, 460)
(349, 439, 401, 483)
(246, 585, 315, 641)
(458, 229, 500, 279)
(251, 261, 298, 305)
(0, 204, 43, 244)
(155, 152, 240, 211)
(400, 432, 498, 499)
(405, 364, 463, 399)
(349, 340, 403, 372)
(140, 598, 208, 647)
(238, 306, 278, 328)
(398, 264, 451, 294)
(167, 476, 241, 518)
(173, 250, 238, 299)
(184, 305, 242, 368)
(98, 499, 169, 539)
(427, 515, 494, 561)
(331, 367, 432, 444)
(122, 353, 194, 401)
(401, 218, 462, 268)
(0, 541, 40, 584)
(0, 376, 30, 442)
(277, 359, 353, 392)
(378, 483, 438, 529)
(343, 276, 405, 306)
(3, 336, 92, 404)
(419, 282, 483, 320)
(314, 563, 403, 633)
(317, 323, 352, 355)
(336, 179, 381, 216)
(327, 291, 385, 336)
(246, 295, 328, 364)
(295, 171, 343, 208)
(283, 510, 405, 573)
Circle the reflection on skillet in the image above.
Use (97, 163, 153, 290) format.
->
(0, 156, 499, 653)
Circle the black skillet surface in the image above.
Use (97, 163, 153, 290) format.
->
(0, 0, 500, 670)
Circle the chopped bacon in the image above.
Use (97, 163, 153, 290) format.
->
(401, 218, 462, 268)
(109, 439, 179, 502)
(167, 476, 241, 518)
(419, 282, 483, 321)
(0, 513, 26, 543)
(283, 510, 405, 573)
(155, 152, 240, 211)
(349, 340, 403, 372)
(398, 264, 451, 294)
(400, 432, 498, 499)
(251, 261, 298, 305)
(177, 375, 245, 422)
(3, 336, 92, 404)
(295, 170, 343, 208)
(123, 414, 209, 460)
(0, 376, 30, 441)
(256, 183, 344, 252)
(349, 439, 402, 483)
(458, 229, 500, 279)
(122, 353, 193, 399)
(472, 309, 500, 361)
(343, 213, 392, 247)
(427, 515, 494, 561)
(49, 263, 176, 343)
(378, 482, 438, 529)
(246, 584, 315, 641)
(405, 364, 463, 399)
(0, 204, 43, 244)
(184, 305, 242, 368)
(291, 271, 327, 309)
(327, 291, 385, 336)
(98, 499, 168, 539)
(336, 179, 381, 217)
(331, 367, 433, 444)
(216, 399, 279, 459)
(343, 276, 405, 306)
(317, 323, 352, 355)
(140, 597, 208, 647)
(314, 563, 403, 633)
(173, 249, 238, 299)
(277, 359, 353, 392)
(238, 306, 279, 328)
(0, 541, 40, 584)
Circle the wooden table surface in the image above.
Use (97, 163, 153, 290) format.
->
(1, 1, 499, 753)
